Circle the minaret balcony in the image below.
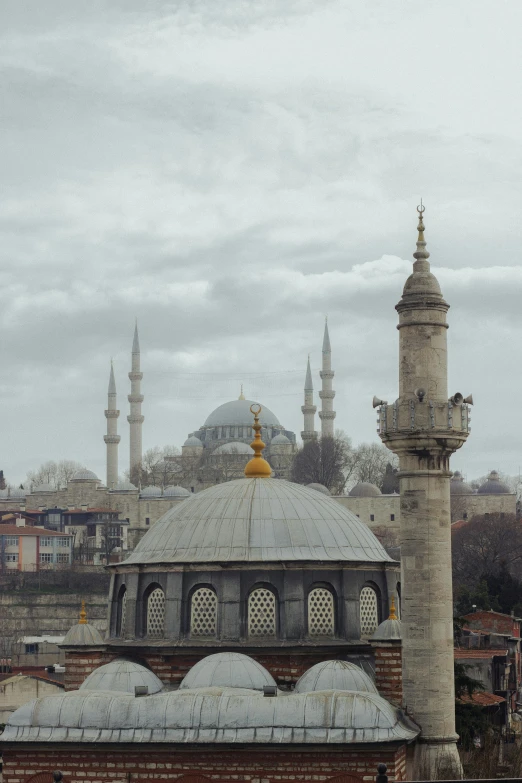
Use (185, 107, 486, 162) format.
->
(127, 414, 145, 424)
(104, 409, 120, 418)
(377, 398, 471, 436)
(128, 394, 144, 404)
(301, 404, 317, 414)
(318, 390, 335, 399)
(319, 370, 334, 380)
(128, 371, 143, 381)
(104, 434, 121, 444)
(318, 411, 336, 420)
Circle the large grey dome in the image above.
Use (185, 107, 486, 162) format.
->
(477, 470, 511, 495)
(450, 471, 473, 495)
(213, 441, 253, 455)
(140, 485, 162, 497)
(32, 482, 54, 493)
(71, 469, 99, 482)
(80, 659, 163, 695)
(306, 483, 331, 496)
(349, 483, 382, 498)
(184, 436, 203, 447)
(163, 485, 191, 498)
(180, 652, 276, 691)
(121, 478, 392, 566)
(295, 660, 377, 694)
(204, 399, 280, 427)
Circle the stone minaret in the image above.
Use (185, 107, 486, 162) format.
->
(104, 361, 120, 489)
(301, 356, 317, 442)
(377, 206, 471, 779)
(127, 322, 144, 481)
(318, 319, 336, 438)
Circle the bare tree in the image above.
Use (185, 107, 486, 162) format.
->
(291, 436, 352, 493)
(350, 443, 398, 488)
(452, 513, 522, 588)
(139, 446, 182, 488)
(26, 460, 86, 490)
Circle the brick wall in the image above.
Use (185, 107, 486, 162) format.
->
(2, 743, 408, 783)
(464, 610, 519, 637)
(372, 643, 402, 705)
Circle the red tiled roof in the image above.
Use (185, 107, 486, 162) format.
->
(454, 649, 508, 659)
(0, 525, 72, 537)
(458, 691, 506, 706)
(452, 519, 470, 531)
(0, 667, 65, 687)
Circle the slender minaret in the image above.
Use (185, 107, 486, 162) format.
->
(318, 319, 336, 438)
(104, 360, 120, 489)
(301, 355, 317, 442)
(377, 205, 471, 779)
(127, 322, 144, 480)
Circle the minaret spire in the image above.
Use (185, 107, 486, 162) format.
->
(104, 360, 120, 489)
(318, 318, 336, 438)
(127, 321, 144, 483)
(301, 355, 317, 442)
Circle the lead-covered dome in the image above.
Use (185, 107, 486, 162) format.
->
(62, 622, 103, 646)
(294, 660, 377, 694)
(180, 652, 276, 691)
(306, 483, 331, 495)
(80, 659, 163, 695)
(71, 469, 99, 482)
(184, 436, 203, 447)
(349, 482, 382, 498)
(213, 442, 253, 455)
(204, 399, 280, 427)
(477, 470, 511, 495)
(121, 478, 392, 566)
(450, 471, 473, 495)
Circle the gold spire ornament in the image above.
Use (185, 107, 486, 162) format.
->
(244, 404, 272, 478)
(389, 594, 398, 621)
(79, 599, 87, 625)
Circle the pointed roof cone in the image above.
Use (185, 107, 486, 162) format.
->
(132, 321, 140, 354)
(413, 201, 430, 265)
(108, 360, 116, 395)
(305, 355, 314, 391)
(322, 318, 331, 354)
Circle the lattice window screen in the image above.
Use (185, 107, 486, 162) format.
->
(248, 588, 276, 637)
(147, 587, 165, 638)
(308, 587, 335, 637)
(360, 586, 378, 637)
(119, 590, 127, 636)
(190, 587, 217, 637)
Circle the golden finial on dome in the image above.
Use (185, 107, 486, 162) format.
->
(238, 384, 245, 401)
(389, 594, 398, 621)
(244, 404, 272, 478)
(79, 599, 87, 625)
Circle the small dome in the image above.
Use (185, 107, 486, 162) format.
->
(349, 482, 382, 498)
(372, 618, 402, 641)
(450, 471, 473, 495)
(204, 399, 280, 428)
(180, 652, 277, 691)
(9, 488, 26, 498)
(271, 434, 291, 445)
(71, 469, 99, 482)
(184, 436, 203, 447)
(306, 483, 331, 496)
(140, 485, 162, 497)
(478, 470, 511, 495)
(213, 441, 253, 455)
(114, 480, 137, 491)
(32, 483, 54, 493)
(80, 659, 163, 695)
(62, 622, 103, 646)
(295, 660, 377, 694)
(163, 485, 191, 498)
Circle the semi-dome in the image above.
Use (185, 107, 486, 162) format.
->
(204, 399, 280, 428)
(294, 660, 377, 694)
(306, 483, 331, 496)
(450, 471, 473, 495)
(80, 659, 163, 695)
(140, 485, 162, 497)
(213, 442, 253, 455)
(32, 483, 54, 493)
(180, 652, 276, 691)
(349, 482, 382, 498)
(271, 434, 291, 445)
(71, 469, 99, 482)
(163, 485, 191, 497)
(62, 622, 103, 646)
(121, 478, 392, 566)
(477, 470, 511, 495)
(184, 436, 203, 447)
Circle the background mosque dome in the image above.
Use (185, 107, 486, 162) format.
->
(184, 435, 203, 447)
(80, 659, 163, 695)
(349, 482, 382, 498)
(140, 485, 162, 497)
(450, 471, 473, 495)
(204, 399, 280, 428)
(71, 469, 99, 482)
(294, 660, 377, 694)
(271, 433, 291, 445)
(163, 485, 191, 498)
(62, 622, 103, 646)
(9, 488, 26, 498)
(32, 482, 54, 493)
(213, 442, 253, 455)
(372, 617, 402, 641)
(180, 652, 277, 691)
(122, 477, 392, 566)
(306, 483, 331, 496)
(477, 470, 511, 495)
(115, 480, 137, 491)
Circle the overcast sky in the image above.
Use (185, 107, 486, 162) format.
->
(1, 0, 521, 486)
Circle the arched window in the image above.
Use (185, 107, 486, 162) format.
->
(308, 587, 335, 637)
(146, 586, 165, 638)
(396, 583, 401, 619)
(190, 587, 217, 637)
(360, 586, 379, 637)
(248, 587, 276, 637)
(116, 585, 127, 637)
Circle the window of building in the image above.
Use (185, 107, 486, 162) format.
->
(40, 552, 53, 564)
(5, 536, 19, 547)
(308, 587, 335, 637)
(370, 514, 375, 522)
(48, 513, 61, 523)
(145, 517, 150, 526)
(146, 587, 165, 638)
(248, 587, 276, 638)
(40, 537, 53, 547)
(5, 553, 17, 562)
(25, 643, 39, 655)
(56, 553, 69, 563)
(360, 586, 379, 637)
(56, 537, 69, 547)
(108, 526, 121, 537)
(390, 514, 395, 521)
(117, 587, 127, 637)
(190, 587, 217, 637)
